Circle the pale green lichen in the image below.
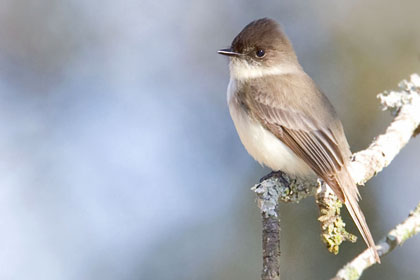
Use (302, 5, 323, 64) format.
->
(388, 202, 420, 245)
(317, 189, 357, 254)
(342, 266, 361, 280)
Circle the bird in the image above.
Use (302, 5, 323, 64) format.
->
(218, 18, 380, 263)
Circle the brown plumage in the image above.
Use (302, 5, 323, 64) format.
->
(220, 18, 380, 262)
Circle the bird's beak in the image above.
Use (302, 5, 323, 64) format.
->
(218, 48, 241, 57)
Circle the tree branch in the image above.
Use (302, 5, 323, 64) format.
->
(332, 202, 420, 280)
(349, 74, 420, 185)
(261, 204, 281, 280)
(252, 74, 420, 280)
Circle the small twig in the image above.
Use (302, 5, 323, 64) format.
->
(261, 204, 281, 280)
(349, 74, 420, 185)
(332, 202, 420, 280)
(253, 172, 318, 280)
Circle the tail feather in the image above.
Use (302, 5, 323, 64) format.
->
(333, 169, 380, 263)
(344, 191, 381, 263)
(324, 168, 381, 263)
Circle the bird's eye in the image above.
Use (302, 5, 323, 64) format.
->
(256, 49, 265, 58)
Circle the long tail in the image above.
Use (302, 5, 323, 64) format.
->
(344, 190, 380, 263)
(333, 169, 380, 263)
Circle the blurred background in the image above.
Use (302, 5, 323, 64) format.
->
(0, 0, 419, 279)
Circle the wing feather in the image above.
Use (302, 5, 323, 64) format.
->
(250, 93, 346, 200)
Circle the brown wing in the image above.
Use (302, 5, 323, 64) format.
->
(251, 101, 347, 200)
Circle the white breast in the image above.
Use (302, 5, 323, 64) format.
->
(227, 78, 316, 178)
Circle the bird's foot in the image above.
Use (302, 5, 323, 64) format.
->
(259, 170, 285, 183)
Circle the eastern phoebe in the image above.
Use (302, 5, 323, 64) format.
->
(218, 18, 380, 263)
